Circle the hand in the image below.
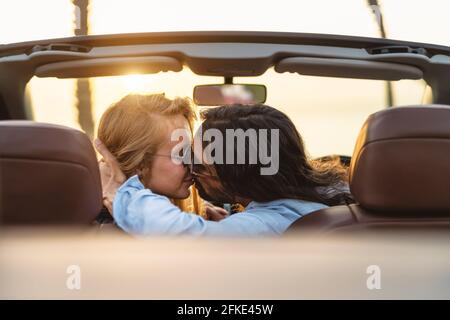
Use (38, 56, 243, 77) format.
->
(204, 202, 229, 221)
(94, 139, 126, 214)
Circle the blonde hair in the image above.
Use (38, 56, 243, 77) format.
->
(97, 93, 204, 216)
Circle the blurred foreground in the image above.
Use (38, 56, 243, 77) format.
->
(1, 227, 449, 299)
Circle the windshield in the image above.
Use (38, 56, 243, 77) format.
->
(26, 69, 427, 157)
(1, 0, 449, 46)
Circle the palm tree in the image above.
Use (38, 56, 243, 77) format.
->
(73, 0, 94, 139)
(367, 0, 394, 107)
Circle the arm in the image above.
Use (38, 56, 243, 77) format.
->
(113, 178, 275, 237)
(113, 175, 211, 235)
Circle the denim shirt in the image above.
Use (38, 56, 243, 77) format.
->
(113, 175, 328, 237)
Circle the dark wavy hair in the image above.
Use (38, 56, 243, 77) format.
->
(200, 104, 354, 206)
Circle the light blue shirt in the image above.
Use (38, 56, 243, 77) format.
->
(113, 175, 328, 237)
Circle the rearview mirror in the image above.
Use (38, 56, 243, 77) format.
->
(193, 84, 266, 106)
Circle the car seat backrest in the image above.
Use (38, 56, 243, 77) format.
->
(0, 121, 102, 225)
(287, 105, 450, 234)
(350, 105, 450, 212)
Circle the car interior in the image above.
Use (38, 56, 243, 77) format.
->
(287, 105, 450, 234)
(1, 31, 450, 233)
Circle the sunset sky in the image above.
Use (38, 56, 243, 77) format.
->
(1, 0, 449, 156)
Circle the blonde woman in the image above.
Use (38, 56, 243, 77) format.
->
(97, 93, 227, 221)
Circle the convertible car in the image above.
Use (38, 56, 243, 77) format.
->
(1, 31, 450, 299)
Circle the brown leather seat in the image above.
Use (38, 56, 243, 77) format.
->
(0, 121, 102, 225)
(287, 105, 450, 234)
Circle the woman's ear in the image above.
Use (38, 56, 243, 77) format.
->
(136, 165, 151, 185)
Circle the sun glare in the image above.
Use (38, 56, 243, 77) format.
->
(122, 74, 156, 93)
